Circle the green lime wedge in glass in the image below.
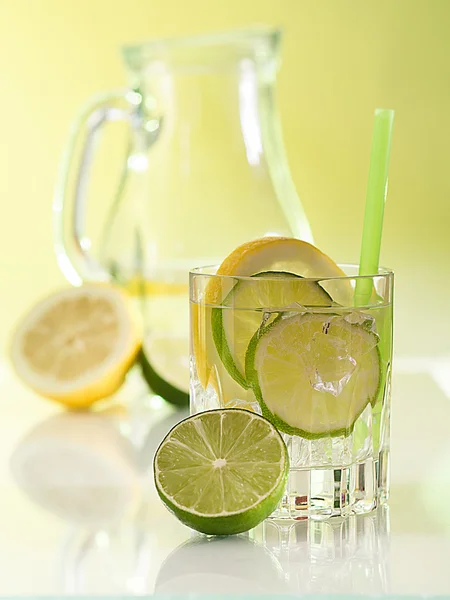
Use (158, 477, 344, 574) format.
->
(245, 313, 381, 439)
(154, 409, 289, 535)
(211, 271, 333, 390)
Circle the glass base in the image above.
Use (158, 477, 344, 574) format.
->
(271, 450, 389, 520)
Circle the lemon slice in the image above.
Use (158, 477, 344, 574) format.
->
(192, 237, 350, 394)
(10, 284, 142, 408)
(245, 313, 381, 439)
(208, 237, 351, 305)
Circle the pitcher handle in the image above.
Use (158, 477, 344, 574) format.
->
(53, 89, 140, 285)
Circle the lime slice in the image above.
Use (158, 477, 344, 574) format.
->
(154, 409, 289, 535)
(139, 349, 189, 407)
(212, 271, 333, 389)
(246, 313, 381, 439)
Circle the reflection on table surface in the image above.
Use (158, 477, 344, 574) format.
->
(156, 510, 389, 596)
(1, 367, 450, 595)
(8, 405, 390, 595)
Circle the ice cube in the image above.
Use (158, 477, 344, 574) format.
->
(307, 330, 357, 397)
(224, 397, 261, 413)
(190, 359, 221, 412)
(343, 310, 377, 334)
(191, 379, 220, 412)
(279, 303, 309, 321)
(283, 301, 308, 312)
(304, 313, 379, 397)
(342, 314, 380, 358)
(310, 361, 356, 397)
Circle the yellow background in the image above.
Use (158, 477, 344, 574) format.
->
(0, 4, 450, 587)
(1, 0, 449, 361)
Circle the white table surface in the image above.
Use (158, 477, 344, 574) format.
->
(1, 362, 450, 597)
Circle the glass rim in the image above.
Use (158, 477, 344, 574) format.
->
(122, 26, 281, 65)
(189, 263, 394, 283)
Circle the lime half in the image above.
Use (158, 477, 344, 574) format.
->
(212, 272, 333, 389)
(154, 409, 289, 535)
(246, 313, 381, 439)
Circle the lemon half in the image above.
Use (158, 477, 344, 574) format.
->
(10, 284, 142, 408)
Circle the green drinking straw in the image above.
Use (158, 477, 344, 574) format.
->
(354, 108, 395, 306)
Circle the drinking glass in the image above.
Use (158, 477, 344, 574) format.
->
(190, 266, 393, 518)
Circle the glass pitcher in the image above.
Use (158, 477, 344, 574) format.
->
(53, 27, 313, 404)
